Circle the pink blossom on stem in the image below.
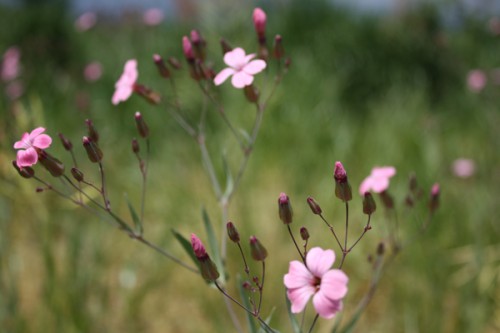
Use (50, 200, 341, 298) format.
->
(75, 12, 97, 32)
(213, 48, 266, 89)
(359, 166, 396, 195)
(112, 59, 138, 105)
(284, 247, 348, 319)
(467, 70, 486, 93)
(13, 127, 52, 168)
(452, 158, 475, 178)
(253, 8, 267, 36)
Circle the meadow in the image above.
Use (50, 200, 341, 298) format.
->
(0, 1, 499, 332)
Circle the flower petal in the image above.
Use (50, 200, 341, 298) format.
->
(13, 133, 30, 149)
(213, 68, 235, 86)
(244, 53, 256, 64)
(287, 285, 315, 314)
(306, 247, 335, 278)
(284, 261, 314, 289)
(243, 59, 266, 75)
(29, 127, 46, 139)
(231, 71, 253, 88)
(32, 134, 52, 149)
(371, 166, 396, 178)
(112, 86, 133, 105)
(320, 269, 348, 300)
(124, 59, 138, 82)
(16, 147, 38, 167)
(223, 48, 246, 68)
(312, 291, 343, 319)
(370, 177, 390, 193)
(359, 176, 374, 195)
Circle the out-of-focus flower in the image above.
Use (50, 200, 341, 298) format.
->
(359, 166, 396, 195)
(1, 46, 21, 82)
(253, 8, 267, 37)
(467, 70, 487, 93)
(213, 48, 266, 89)
(284, 247, 348, 319)
(452, 158, 475, 178)
(75, 12, 97, 32)
(143, 8, 164, 26)
(112, 59, 138, 105)
(13, 127, 52, 167)
(84, 61, 102, 82)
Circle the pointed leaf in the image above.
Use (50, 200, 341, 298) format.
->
(237, 274, 257, 333)
(124, 193, 142, 235)
(257, 307, 280, 333)
(239, 128, 252, 145)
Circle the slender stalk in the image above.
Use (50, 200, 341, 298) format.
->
(319, 214, 343, 251)
(288, 225, 306, 264)
(97, 161, 110, 211)
(139, 138, 150, 225)
(257, 261, 265, 314)
(307, 314, 320, 333)
(198, 135, 222, 199)
(339, 202, 349, 269)
(347, 214, 372, 252)
(69, 149, 83, 203)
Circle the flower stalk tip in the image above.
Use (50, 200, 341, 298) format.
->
(134, 112, 149, 138)
(226, 221, 240, 243)
(191, 233, 220, 281)
(278, 192, 293, 224)
(362, 192, 376, 215)
(334, 161, 352, 202)
(58, 133, 73, 151)
(306, 196, 322, 215)
(249, 236, 268, 261)
(82, 136, 103, 163)
(153, 54, 171, 78)
(429, 183, 440, 213)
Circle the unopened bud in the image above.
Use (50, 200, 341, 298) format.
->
(131, 138, 140, 154)
(182, 36, 195, 63)
(429, 183, 440, 213)
(226, 221, 240, 243)
(278, 192, 293, 224)
(244, 84, 259, 103)
(190, 29, 206, 61)
(334, 161, 352, 202)
(273, 35, 284, 60)
(377, 242, 385, 256)
(220, 38, 232, 54)
(379, 191, 394, 209)
(134, 84, 161, 105)
(134, 112, 149, 138)
(362, 192, 376, 215)
(253, 8, 267, 40)
(82, 136, 103, 163)
(58, 133, 73, 151)
(153, 54, 171, 78)
(39, 151, 65, 177)
(71, 167, 84, 182)
(300, 227, 309, 241)
(168, 56, 182, 69)
(191, 233, 219, 281)
(36, 187, 44, 193)
(12, 160, 34, 178)
(306, 196, 322, 215)
(250, 236, 268, 261)
(85, 119, 99, 143)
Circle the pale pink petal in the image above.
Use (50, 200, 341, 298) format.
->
(28, 127, 46, 139)
(243, 53, 256, 64)
(284, 261, 314, 289)
(243, 59, 266, 75)
(214, 68, 235, 86)
(320, 270, 348, 300)
(124, 59, 138, 80)
(306, 247, 335, 278)
(13, 133, 29, 149)
(231, 71, 253, 88)
(371, 166, 396, 178)
(224, 48, 246, 68)
(32, 134, 52, 149)
(287, 285, 316, 313)
(16, 147, 38, 167)
(370, 177, 390, 193)
(312, 291, 343, 319)
(112, 86, 133, 105)
(359, 176, 374, 195)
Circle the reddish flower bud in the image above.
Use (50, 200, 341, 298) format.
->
(134, 84, 161, 105)
(220, 38, 232, 55)
(131, 138, 140, 154)
(334, 161, 352, 202)
(82, 136, 103, 163)
(168, 56, 182, 69)
(182, 36, 195, 63)
(278, 192, 293, 224)
(226, 221, 240, 243)
(362, 192, 376, 215)
(306, 196, 322, 215)
(244, 84, 259, 103)
(134, 112, 149, 138)
(58, 133, 73, 151)
(273, 35, 284, 60)
(191, 233, 207, 259)
(71, 167, 84, 182)
(85, 119, 99, 143)
(191, 233, 220, 281)
(253, 8, 267, 38)
(12, 160, 34, 178)
(300, 227, 310, 241)
(429, 183, 440, 213)
(38, 151, 65, 177)
(249, 236, 268, 261)
(153, 54, 171, 78)
(190, 29, 206, 61)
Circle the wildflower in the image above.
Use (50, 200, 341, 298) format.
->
(278, 192, 293, 224)
(284, 247, 348, 319)
(112, 59, 138, 105)
(13, 127, 52, 168)
(213, 48, 266, 89)
(191, 233, 220, 281)
(253, 8, 267, 38)
(249, 236, 268, 261)
(359, 166, 396, 195)
(451, 158, 475, 178)
(334, 161, 352, 202)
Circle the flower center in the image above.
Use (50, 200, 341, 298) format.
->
(313, 276, 321, 292)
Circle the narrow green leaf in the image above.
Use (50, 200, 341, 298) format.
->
(124, 193, 142, 235)
(237, 274, 257, 333)
(285, 289, 302, 333)
(239, 128, 252, 145)
(201, 208, 224, 281)
(221, 152, 234, 199)
(171, 229, 199, 270)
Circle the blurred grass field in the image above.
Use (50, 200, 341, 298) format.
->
(1, 1, 500, 332)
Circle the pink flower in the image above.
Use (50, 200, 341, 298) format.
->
(253, 8, 266, 36)
(1, 46, 21, 82)
(143, 8, 164, 26)
(467, 70, 486, 92)
(84, 61, 102, 82)
(213, 48, 266, 89)
(359, 166, 396, 195)
(284, 247, 348, 319)
(75, 12, 97, 32)
(112, 59, 138, 105)
(13, 127, 52, 167)
(452, 158, 475, 178)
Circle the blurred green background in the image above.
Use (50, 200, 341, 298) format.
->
(1, 0, 499, 332)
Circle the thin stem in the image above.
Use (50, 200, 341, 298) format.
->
(339, 202, 349, 269)
(69, 149, 82, 203)
(347, 214, 372, 252)
(98, 161, 110, 211)
(307, 314, 320, 333)
(288, 225, 306, 264)
(257, 261, 265, 315)
(319, 214, 343, 252)
(237, 242, 250, 275)
(198, 135, 222, 199)
(139, 138, 150, 225)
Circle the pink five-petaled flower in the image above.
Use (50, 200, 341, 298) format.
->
(359, 166, 396, 195)
(13, 127, 52, 167)
(284, 247, 348, 319)
(213, 48, 266, 89)
(112, 59, 138, 105)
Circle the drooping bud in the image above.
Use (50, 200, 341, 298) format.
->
(190, 29, 206, 61)
(168, 56, 182, 69)
(226, 221, 240, 243)
(253, 8, 267, 40)
(300, 227, 310, 241)
(12, 160, 34, 178)
(429, 183, 440, 213)
(249, 236, 268, 261)
(153, 54, 171, 78)
(362, 192, 376, 215)
(220, 38, 232, 55)
(334, 161, 352, 202)
(191, 233, 220, 281)
(273, 35, 284, 60)
(58, 133, 73, 151)
(38, 151, 65, 177)
(306, 196, 322, 215)
(244, 84, 259, 103)
(82, 136, 103, 163)
(379, 190, 394, 209)
(278, 192, 293, 224)
(85, 119, 99, 143)
(182, 36, 195, 63)
(71, 167, 84, 182)
(131, 138, 140, 154)
(134, 112, 149, 138)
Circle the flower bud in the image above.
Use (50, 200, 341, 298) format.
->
(379, 191, 394, 209)
(134, 112, 149, 138)
(220, 38, 232, 55)
(191, 233, 220, 281)
(273, 35, 284, 60)
(191, 233, 207, 259)
(244, 84, 259, 103)
(168, 56, 182, 69)
(306, 196, 322, 215)
(377, 242, 385, 256)
(12, 160, 34, 178)
(182, 36, 195, 63)
(249, 236, 268, 261)
(362, 192, 376, 215)
(278, 192, 293, 224)
(300, 227, 309, 241)
(38, 151, 65, 177)
(153, 54, 171, 78)
(190, 29, 206, 61)
(131, 138, 140, 154)
(334, 161, 352, 202)
(82, 136, 103, 163)
(134, 84, 161, 105)
(85, 119, 99, 143)
(71, 167, 84, 182)
(253, 8, 266, 40)
(226, 221, 240, 243)
(58, 133, 73, 151)
(429, 183, 440, 213)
